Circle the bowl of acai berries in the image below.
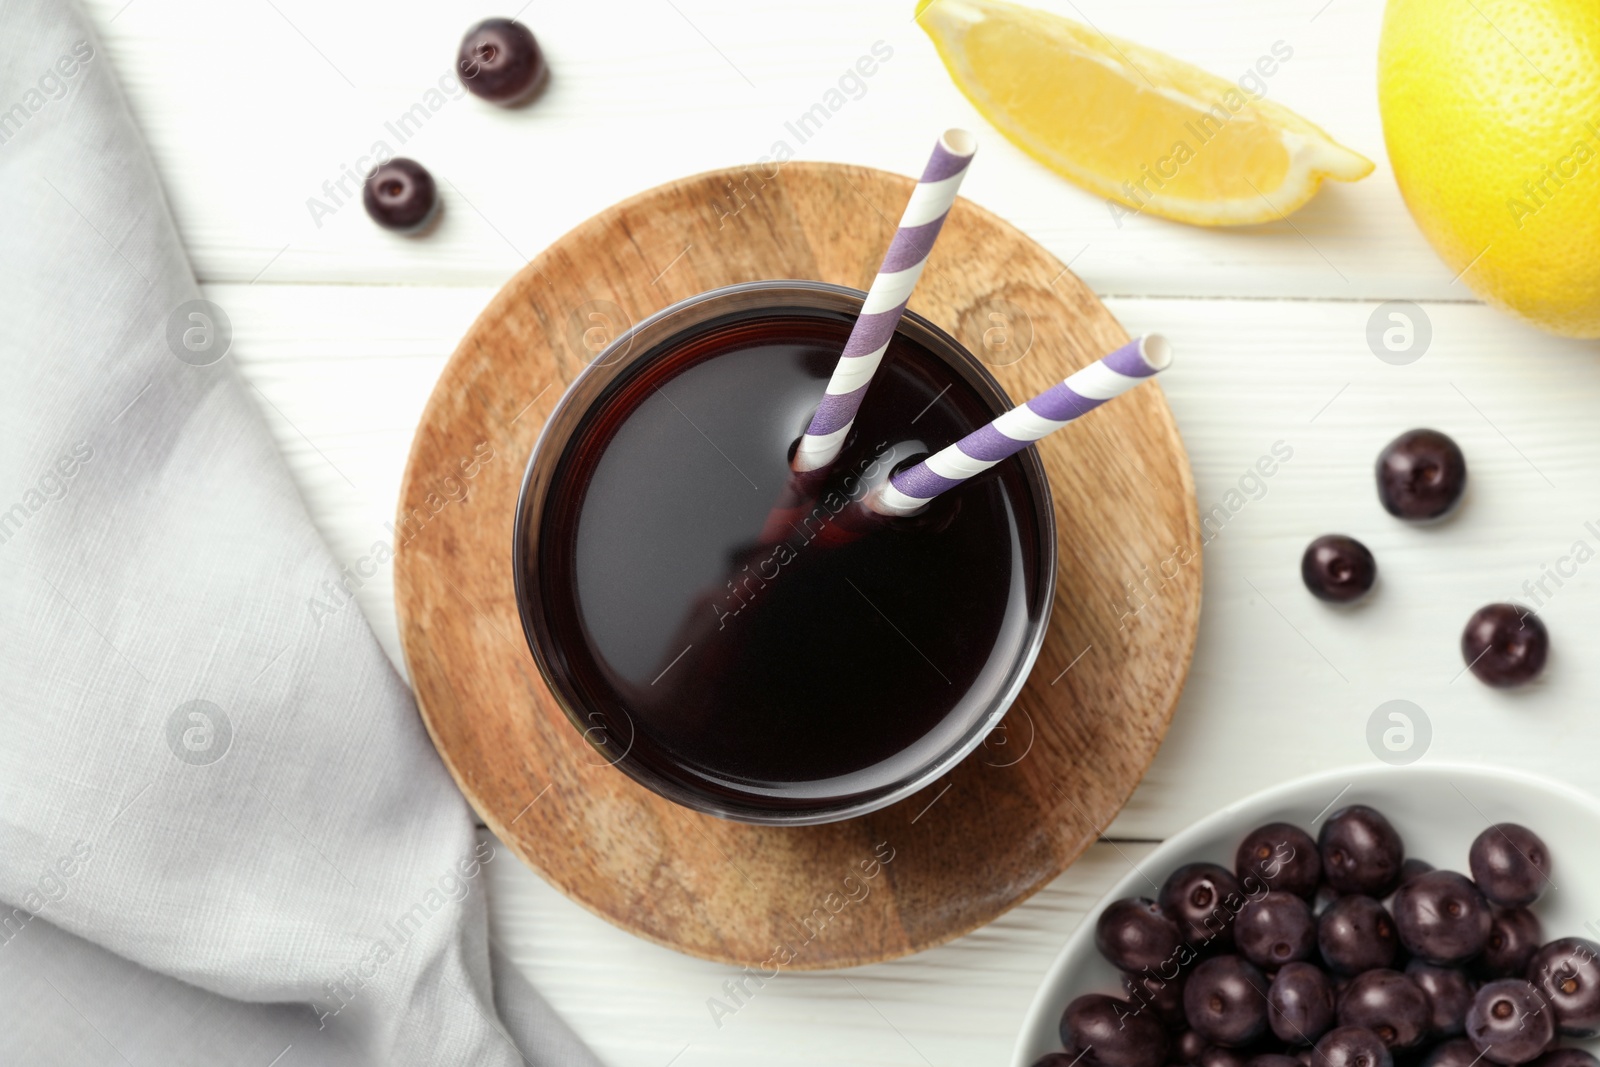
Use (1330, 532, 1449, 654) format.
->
(1014, 765, 1600, 1067)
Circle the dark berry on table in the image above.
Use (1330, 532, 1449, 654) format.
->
(456, 18, 546, 105)
(1406, 960, 1476, 1038)
(1399, 859, 1435, 887)
(1461, 605, 1549, 688)
(1237, 824, 1323, 899)
(1469, 824, 1552, 907)
(1174, 1028, 1210, 1065)
(1480, 908, 1543, 978)
(362, 158, 439, 234)
(1302, 536, 1378, 604)
(1423, 1038, 1485, 1067)
(1270, 962, 1337, 1045)
(1163, 863, 1245, 947)
(1527, 937, 1600, 1036)
(1200, 1048, 1249, 1067)
(1313, 1025, 1394, 1067)
(1318, 895, 1398, 975)
(1237, 892, 1318, 969)
(1392, 870, 1492, 965)
(1099, 897, 1187, 973)
(1062, 993, 1169, 1067)
(1336, 969, 1430, 1049)
(1465, 979, 1553, 1064)
(1320, 806, 1405, 897)
(1124, 970, 1188, 1030)
(1185, 955, 1270, 1048)
(1530, 1052, 1600, 1067)
(1376, 428, 1467, 521)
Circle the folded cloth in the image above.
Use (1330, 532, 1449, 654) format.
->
(0, 1, 597, 1063)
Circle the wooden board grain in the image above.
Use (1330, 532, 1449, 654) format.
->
(393, 161, 1200, 968)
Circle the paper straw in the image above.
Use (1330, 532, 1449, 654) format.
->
(866, 336, 1173, 517)
(791, 129, 977, 473)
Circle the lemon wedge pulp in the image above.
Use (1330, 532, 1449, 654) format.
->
(916, 0, 1373, 226)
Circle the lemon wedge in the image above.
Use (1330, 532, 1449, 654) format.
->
(916, 0, 1373, 226)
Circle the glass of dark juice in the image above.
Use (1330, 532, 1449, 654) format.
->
(514, 281, 1056, 824)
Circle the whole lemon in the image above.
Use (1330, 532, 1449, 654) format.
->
(1379, 0, 1600, 338)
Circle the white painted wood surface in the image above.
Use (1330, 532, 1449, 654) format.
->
(92, 0, 1442, 299)
(82, 0, 1600, 1063)
(487, 831, 1160, 1067)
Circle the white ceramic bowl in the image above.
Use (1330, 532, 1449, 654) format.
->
(1013, 763, 1600, 1067)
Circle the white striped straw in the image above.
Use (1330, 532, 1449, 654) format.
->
(791, 129, 977, 473)
(866, 336, 1173, 517)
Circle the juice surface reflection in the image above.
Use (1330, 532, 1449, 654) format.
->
(537, 310, 1047, 812)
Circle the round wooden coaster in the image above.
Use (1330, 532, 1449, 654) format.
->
(394, 161, 1200, 969)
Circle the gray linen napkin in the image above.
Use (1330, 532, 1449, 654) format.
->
(0, 1, 598, 1063)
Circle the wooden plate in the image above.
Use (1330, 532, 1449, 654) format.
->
(394, 161, 1200, 969)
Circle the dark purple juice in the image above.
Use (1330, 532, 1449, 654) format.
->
(531, 303, 1050, 819)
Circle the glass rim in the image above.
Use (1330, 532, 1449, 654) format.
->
(511, 279, 1058, 825)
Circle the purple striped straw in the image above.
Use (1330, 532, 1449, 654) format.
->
(866, 335, 1174, 517)
(791, 129, 977, 473)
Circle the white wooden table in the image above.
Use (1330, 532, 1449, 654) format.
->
(84, 0, 1600, 1062)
